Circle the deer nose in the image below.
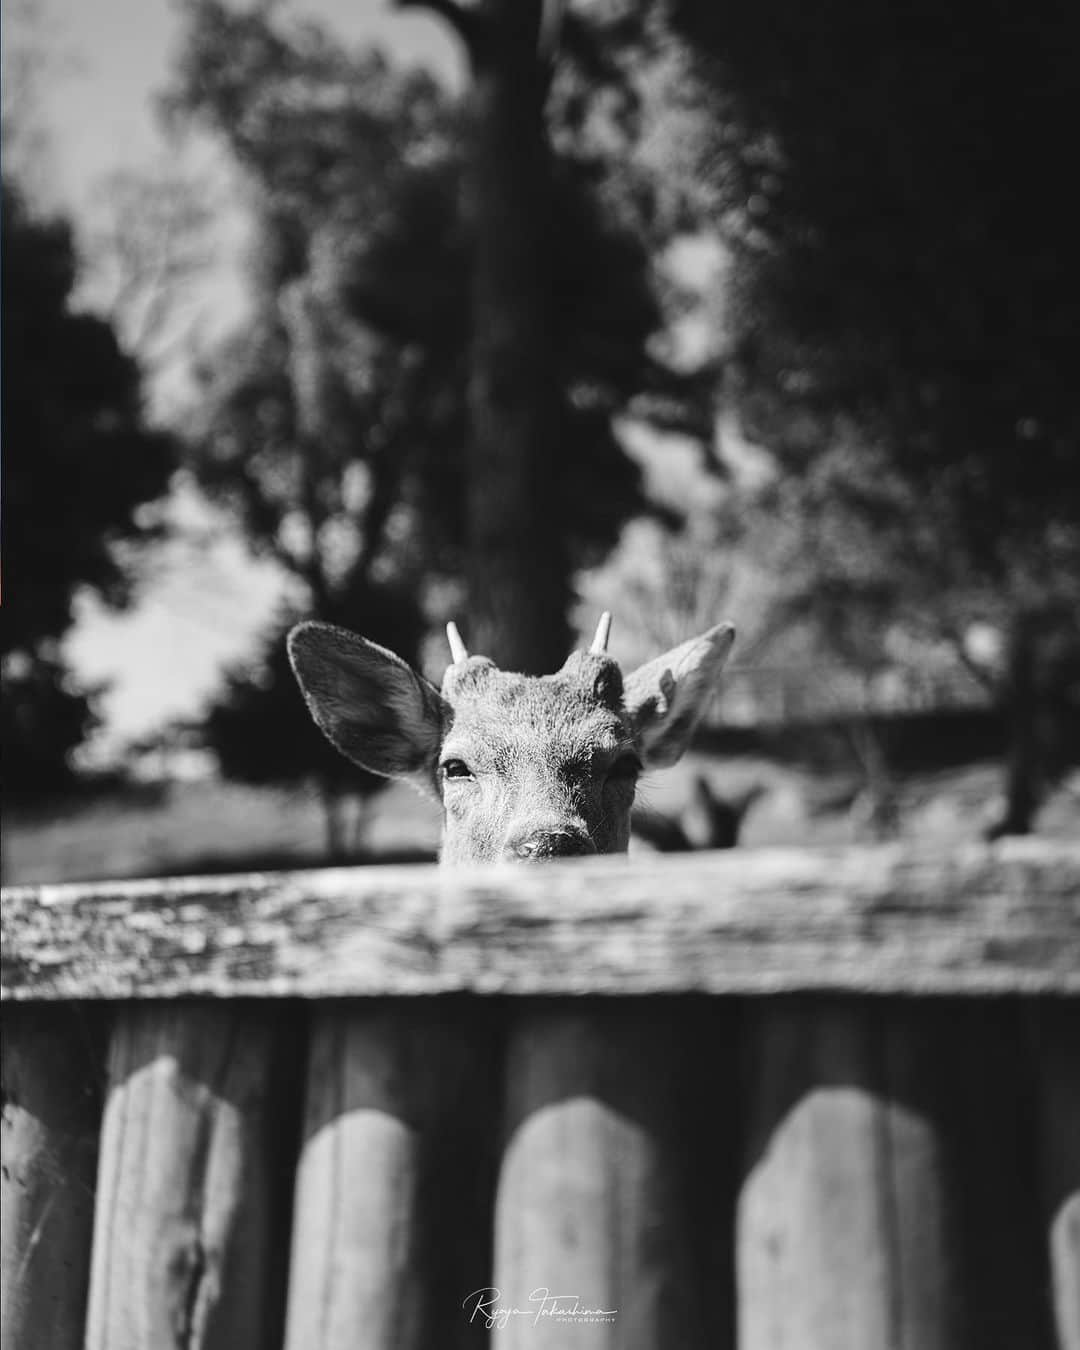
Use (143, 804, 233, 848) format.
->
(507, 829, 597, 861)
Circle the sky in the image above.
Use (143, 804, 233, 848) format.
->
(22, 0, 460, 216)
(9, 0, 462, 754)
(10, 0, 723, 758)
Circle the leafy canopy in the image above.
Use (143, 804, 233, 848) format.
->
(165, 0, 712, 792)
(2, 181, 175, 796)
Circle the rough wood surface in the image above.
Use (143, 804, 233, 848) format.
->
(1, 1005, 104, 1350)
(84, 1003, 297, 1350)
(284, 1006, 428, 1350)
(3, 841, 1078, 1000)
(283, 1002, 492, 1350)
(1036, 1003, 1080, 1350)
(493, 1005, 704, 1350)
(737, 999, 961, 1350)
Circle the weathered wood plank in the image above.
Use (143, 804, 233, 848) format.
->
(492, 1004, 707, 1350)
(1036, 1003, 1080, 1350)
(946, 1001, 1056, 1349)
(283, 1001, 494, 1350)
(84, 1003, 298, 1350)
(1, 1005, 104, 1350)
(3, 841, 1079, 1000)
(284, 1006, 429, 1350)
(737, 998, 961, 1350)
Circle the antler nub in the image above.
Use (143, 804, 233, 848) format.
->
(589, 611, 613, 655)
(446, 621, 469, 664)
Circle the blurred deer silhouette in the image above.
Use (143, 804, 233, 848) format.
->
(633, 775, 767, 852)
(288, 613, 735, 865)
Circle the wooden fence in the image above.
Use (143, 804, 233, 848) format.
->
(2, 840, 1078, 1350)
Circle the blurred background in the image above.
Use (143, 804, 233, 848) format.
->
(3, 0, 1078, 884)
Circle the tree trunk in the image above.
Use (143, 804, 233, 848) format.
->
(320, 780, 345, 860)
(990, 610, 1046, 838)
(350, 795, 370, 856)
(463, 0, 568, 672)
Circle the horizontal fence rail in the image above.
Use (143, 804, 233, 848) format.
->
(2, 841, 1078, 1350)
(4, 840, 1080, 999)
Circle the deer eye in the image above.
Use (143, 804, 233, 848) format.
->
(441, 758, 473, 780)
(607, 754, 642, 782)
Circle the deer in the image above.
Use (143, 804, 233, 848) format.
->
(287, 612, 735, 865)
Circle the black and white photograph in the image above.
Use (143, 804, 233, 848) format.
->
(2, 0, 1079, 1345)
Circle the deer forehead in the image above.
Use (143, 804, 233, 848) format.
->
(440, 670, 632, 772)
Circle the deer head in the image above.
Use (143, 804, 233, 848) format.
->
(288, 614, 735, 866)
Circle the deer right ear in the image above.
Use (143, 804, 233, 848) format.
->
(287, 622, 447, 787)
(624, 623, 735, 770)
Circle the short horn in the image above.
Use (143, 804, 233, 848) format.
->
(446, 621, 469, 664)
(589, 611, 612, 655)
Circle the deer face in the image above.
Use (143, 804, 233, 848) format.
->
(288, 616, 735, 867)
(434, 653, 639, 863)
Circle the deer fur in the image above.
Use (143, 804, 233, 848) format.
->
(288, 617, 735, 866)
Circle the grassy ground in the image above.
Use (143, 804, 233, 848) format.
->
(4, 756, 1077, 886)
(2, 779, 441, 886)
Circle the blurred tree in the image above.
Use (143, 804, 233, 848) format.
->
(204, 580, 426, 856)
(673, 0, 1080, 832)
(399, 0, 717, 667)
(397, 0, 565, 668)
(168, 0, 705, 666)
(163, 0, 707, 824)
(1, 0, 56, 202)
(2, 181, 176, 798)
(81, 165, 217, 374)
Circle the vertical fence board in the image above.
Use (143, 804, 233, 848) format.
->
(1, 1005, 104, 1350)
(84, 1002, 297, 1350)
(738, 998, 959, 1350)
(941, 1001, 1052, 1350)
(493, 1002, 703, 1350)
(2, 849, 1077, 1350)
(1037, 1004, 1080, 1350)
(284, 1000, 495, 1350)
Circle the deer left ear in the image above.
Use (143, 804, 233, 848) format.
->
(624, 623, 735, 769)
(288, 621, 447, 788)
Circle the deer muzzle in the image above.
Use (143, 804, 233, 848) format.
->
(504, 827, 597, 862)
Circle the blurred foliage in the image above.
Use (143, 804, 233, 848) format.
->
(82, 166, 219, 374)
(2, 180, 176, 798)
(163, 0, 711, 800)
(165, 0, 701, 579)
(204, 577, 426, 853)
(668, 0, 1080, 829)
(1, 656, 99, 802)
(672, 0, 1080, 608)
(165, 9, 467, 614)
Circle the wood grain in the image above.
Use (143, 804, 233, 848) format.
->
(283, 1002, 492, 1350)
(493, 1004, 704, 1350)
(83, 1003, 297, 1350)
(737, 999, 960, 1350)
(1036, 1003, 1080, 1350)
(1, 1005, 104, 1350)
(3, 840, 1079, 1000)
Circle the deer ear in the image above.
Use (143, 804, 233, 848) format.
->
(624, 623, 735, 769)
(288, 622, 446, 786)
